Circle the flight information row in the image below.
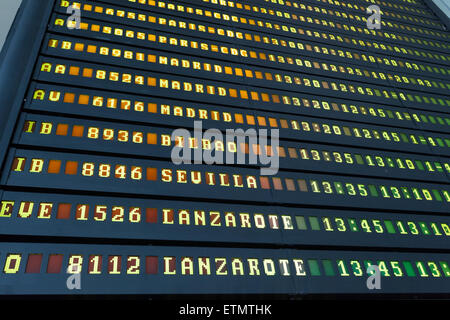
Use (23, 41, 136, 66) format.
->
(43, 34, 450, 97)
(50, 13, 450, 83)
(28, 83, 450, 135)
(15, 114, 450, 183)
(4, 149, 450, 213)
(99, 0, 450, 45)
(256, 0, 442, 28)
(34, 58, 450, 155)
(58, 0, 450, 56)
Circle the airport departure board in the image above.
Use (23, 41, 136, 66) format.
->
(0, 0, 449, 296)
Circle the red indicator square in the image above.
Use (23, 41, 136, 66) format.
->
(25, 254, 42, 273)
(57, 203, 71, 219)
(240, 143, 249, 154)
(277, 147, 286, 157)
(198, 257, 210, 275)
(246, 115, 255, 125)
(47, 254, 63, 273)
(147, 77, 156, 86)
(220, 174, 229, 186)
(23, 121, 36, 133)
(11, 157, 26, 172)
(91, 25, 100, 32)
(127, 256, 140, 273)
(147, 133, 157, 145)
(146, 256, 158, 274)
(69, 66, 80, 76)
(82, 68, 93, 78)
(76, 204, 89, 220)
(146, 208, 157, 223)
(78, 95, 90, 105)
(147, 103, 157, 113)
(74, 43, 85, 51)
(265, 145, 273, 157)
(257, 117, 267, 126)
